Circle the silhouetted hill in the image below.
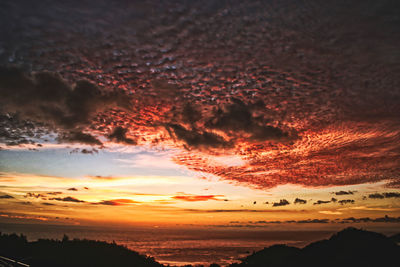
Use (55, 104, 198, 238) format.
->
(0, 232, 162, 267)
(230, 227, 399, 267)
(236, 244, 301, 267)
(390, 233, 400, 243)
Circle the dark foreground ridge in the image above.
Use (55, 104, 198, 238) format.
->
(0, 233, 162, 267)
(0, 227, 399, 267)
(230, 227, 400, 267)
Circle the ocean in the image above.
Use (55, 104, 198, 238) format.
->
(0, 223, 334, 266)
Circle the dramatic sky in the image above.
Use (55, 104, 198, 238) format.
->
(0, 0, 399, 229)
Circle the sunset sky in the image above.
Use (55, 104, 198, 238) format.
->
(0, 0, 399, 230)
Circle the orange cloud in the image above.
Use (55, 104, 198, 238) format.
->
(171, 194, 226, 202)
(0, 213, 49, 221)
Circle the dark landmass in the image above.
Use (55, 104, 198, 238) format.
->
(0, 233, 162, 267)
(0, 228, 399, 267)
(390, 233, 400, 243)
(230, 228, 400, 267)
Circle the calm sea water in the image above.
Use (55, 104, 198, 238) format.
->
(0, 223, 334, 266)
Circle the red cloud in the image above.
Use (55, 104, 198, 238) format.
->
(172, 194, 226, 202)
(172, 121, 400, 189)
(1, 0, 400, 190)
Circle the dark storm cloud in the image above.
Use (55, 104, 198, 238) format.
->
(0, 114, 38, 146)
(181, 103, 202, 124)
(108, 126, 136, 145)
(60, 132, 102, 145)
(163, 97, 295, 149)
(0, 67, 131, 145)
(167, 123, 230, 149)
(150, 79, 181, 99)
(294, 198, 307, 204)
(67, 188, 78, 191)
(205, 99, 293, 142)
(272, 199, 290, 207)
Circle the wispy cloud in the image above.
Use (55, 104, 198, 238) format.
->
(171, 194, 226, 202)
(368, 192, 400, 199)
(333, 191, 356, 195)
(49, 196, 85, 203)
(0, 194, 14, 199)
(95, 199, 140, 206)
(319, 210, 343, 215)
(183, 208, 304, 213)
(338, 206, 399, 212)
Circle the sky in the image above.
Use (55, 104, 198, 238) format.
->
(0, 0, 399, 230)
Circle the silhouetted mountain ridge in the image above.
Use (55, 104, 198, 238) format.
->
(390, 232, 400, 243)
(0, 232, 162, 267)
(230, 227, 399, 267)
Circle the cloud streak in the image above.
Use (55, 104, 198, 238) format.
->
(227, 216, 400, 226)
(333, 191, 355, 196)
(49, 197, 85, 203)
(368, 192, 400, 199)
(0, 194, 14, 199)
(171, 194, 226, 202)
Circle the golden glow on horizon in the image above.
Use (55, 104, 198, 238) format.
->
(1, 169, 399, 228)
